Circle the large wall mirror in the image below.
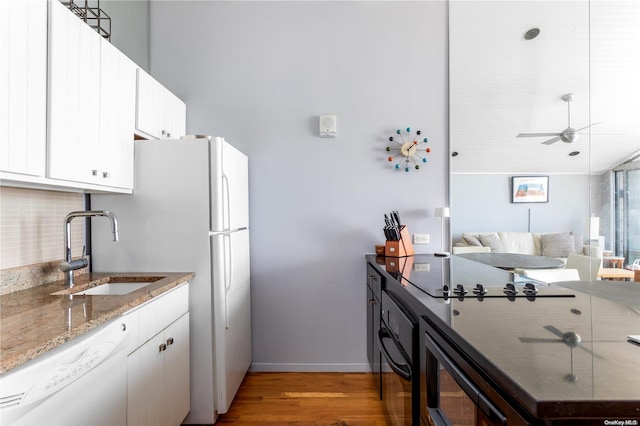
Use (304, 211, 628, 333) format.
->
(449, 1, 640, 266)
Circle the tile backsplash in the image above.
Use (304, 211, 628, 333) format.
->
(0, 187, 84, 270)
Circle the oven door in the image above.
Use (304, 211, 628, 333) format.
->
(424, 330, 507, 426)
(379, 291, 419, 426)
(379, 327, 413, 425)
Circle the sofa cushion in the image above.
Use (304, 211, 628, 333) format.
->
(541, 232, 579, 257)
(498, 232, 538, 255)
(462, 234, 483, 246)
(478, 232, 504, 252)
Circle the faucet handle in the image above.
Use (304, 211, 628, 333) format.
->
(59, 258, 89, 272)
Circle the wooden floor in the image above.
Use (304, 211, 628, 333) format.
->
(215, 372, 387, 425)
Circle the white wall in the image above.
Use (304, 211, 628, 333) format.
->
(451, 174, 591, 241)
(100, 0, 150, 71)
(149, 1, 449, 370)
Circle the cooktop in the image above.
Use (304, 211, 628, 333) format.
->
(384, 253, 576, 300)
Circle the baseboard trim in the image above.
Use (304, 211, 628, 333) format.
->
(249, 363, 371, 372)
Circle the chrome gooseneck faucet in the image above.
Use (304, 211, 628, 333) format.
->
(60, 210, 119, 287)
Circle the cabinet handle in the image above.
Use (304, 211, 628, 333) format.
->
(92, 169, 98, 176)
(368, 275, 378, 282)
(167, 132, 171, 138)
(166, 337, 174, 346)
(161, 129, 167, 136)
(102, 171, 110, 178)
(121, 323, 127, 332)
(159, 343, 167, 352)
(368, 298, 377, 305)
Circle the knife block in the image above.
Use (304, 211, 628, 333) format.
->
(385, 226, 415, 257)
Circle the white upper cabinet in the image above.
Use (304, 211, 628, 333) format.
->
(136, 68, 186, 140)
(47, 0, 135, 190)
(99, 39, 136, 189)
(1, 1, 186, 193)
(0, 0, 47, 177)
(47, 0, 101, 184)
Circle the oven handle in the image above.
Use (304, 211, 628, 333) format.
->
(424, 332, 506, 425)
(378, 327, 412, 381)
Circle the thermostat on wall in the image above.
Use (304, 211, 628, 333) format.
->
(319, 115, 337, 138)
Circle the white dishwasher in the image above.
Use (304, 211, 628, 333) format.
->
(0, 316, 130, 426)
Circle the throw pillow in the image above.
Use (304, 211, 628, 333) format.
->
(462, 234, 483, 247)
(541, 233, 576, 257)
(572, 234, 584, 254)
(478, 232, 504, 252)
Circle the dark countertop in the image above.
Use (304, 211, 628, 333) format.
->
(0, 272, 194, 374)
(366, 254, 640, 420)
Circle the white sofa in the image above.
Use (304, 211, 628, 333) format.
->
(454, 231, 600, 259)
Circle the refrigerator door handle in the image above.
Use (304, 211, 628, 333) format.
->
(222, 173, 231, 231)
(223, 233, 233, 329)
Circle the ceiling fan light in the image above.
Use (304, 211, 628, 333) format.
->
(523, 27, 540, 40)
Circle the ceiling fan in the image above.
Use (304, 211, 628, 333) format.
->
(517, 93, 598, 145)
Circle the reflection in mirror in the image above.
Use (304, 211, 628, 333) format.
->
(449, 1, 640, 268)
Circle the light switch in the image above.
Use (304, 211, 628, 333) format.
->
(319, 115, 336, 138)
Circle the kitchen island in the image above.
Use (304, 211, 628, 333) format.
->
(366, 254, 640, 425)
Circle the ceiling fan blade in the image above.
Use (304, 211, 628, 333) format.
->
(573, 121, 604, 133)
(518, 337, 563, 343)
(541, 136, 561, 145)
(544, 325, 565, 338)
(517, 132, 562, 138)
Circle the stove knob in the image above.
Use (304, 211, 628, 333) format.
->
(472, 284, 487, 295)
(523, 282, 538, 295)
(503, 282, 518, 295)
(453, 284, 468, 296)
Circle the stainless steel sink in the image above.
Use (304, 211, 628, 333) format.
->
(51, 276, 164, 296)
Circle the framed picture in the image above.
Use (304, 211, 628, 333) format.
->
(511, 176, 549, 203)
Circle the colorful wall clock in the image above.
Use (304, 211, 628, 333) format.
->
(386, 127, 431, 172)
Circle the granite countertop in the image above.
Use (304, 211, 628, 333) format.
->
(0, 272, 194, 374)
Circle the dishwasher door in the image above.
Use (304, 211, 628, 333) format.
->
(0, 316, 130, 426)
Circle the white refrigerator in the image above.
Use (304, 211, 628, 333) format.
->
(91, 136, 251, 424)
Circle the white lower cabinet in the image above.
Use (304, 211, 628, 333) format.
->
(127, 313, 190, 426)
(126, 283, 190, 426)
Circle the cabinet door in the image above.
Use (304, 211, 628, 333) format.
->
(136, 68, 186, 140)
(163, 90, 186, 140)
(135, 68, 162, 139)
(0, 0, 46, 176)
(47, 0, 100, 183)
(367, 286, 382, 398)
(127, 331, 165, 426)
(99, 39, 135, 189)
(164, 313, 191, 426)
(127, 314, 190, 426)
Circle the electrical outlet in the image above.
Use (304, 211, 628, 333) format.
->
(413, 263, 430, 272)
(413, 233, 430, 244)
